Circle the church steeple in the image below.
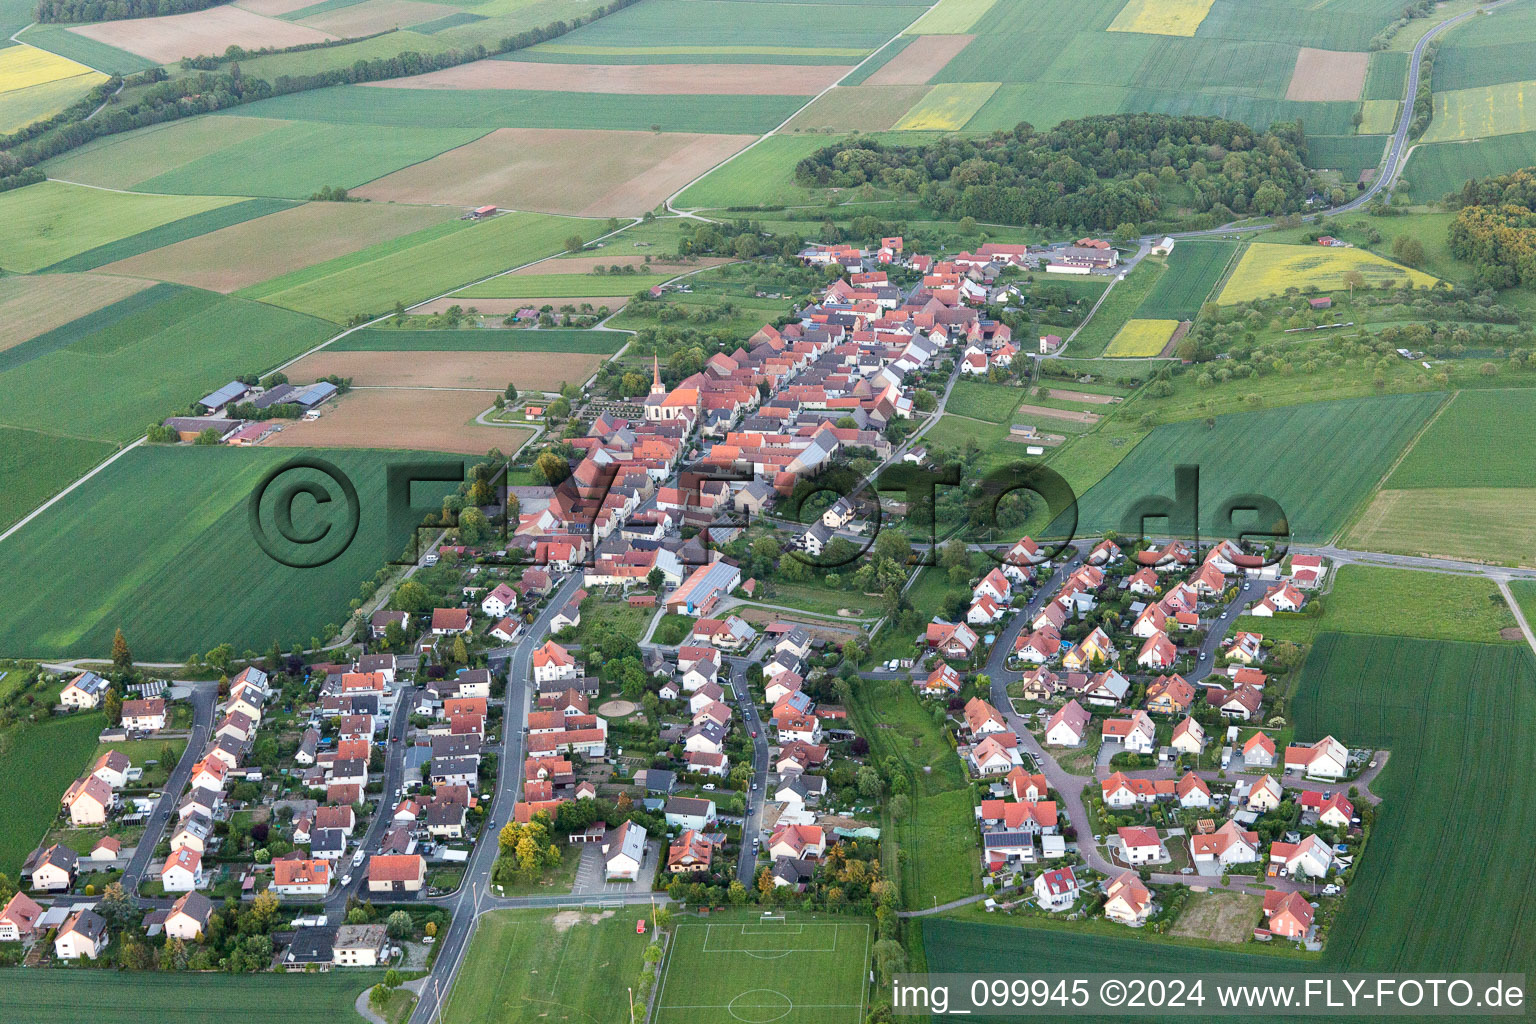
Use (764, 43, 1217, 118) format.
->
(650, 354, 665, 396)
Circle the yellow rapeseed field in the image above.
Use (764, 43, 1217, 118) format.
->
(1217, 243, 1438, 304)
(1108, 0, 1216, 37)
(0, 45, 100, 94)
(894, 82, 998, 131)
(1105, 318, 1180, 357)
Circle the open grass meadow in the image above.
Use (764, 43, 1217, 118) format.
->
(674, 134, 847, 209)
(1215, 242, 1437, 304)
(238, 211, 594, 321)
(332, 327, 627, 353)
(0, 708, 104, 875)
(1346, 486, 1536, 567)
(0, 969, 387, 1022)
(1058, 392, 1444, 544)
(655, 916, 871, 1024)
(944, 380, 1023, 423)
(1402, 130, 1536, 202)
(925, 631, 1536, 999)
(1231, 563, 1519, 646)
(442, 908, 650, 1024)
(0, 446, 470, 660)
(1104, 318, 1178, 358)
(0, 285, 334, 444)
(0, 181, 240, 274)
(1134, 239, 1237, 321)
(1305, 134, 1388, 181)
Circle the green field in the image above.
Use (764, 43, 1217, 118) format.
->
(1401, 130, 1536, 202)
(442, 908, 650, 1024)
(1068, 259, 1164, 358)
(1060, 393, 1444, 544)
(1305, 134, 1387, 181)
(14, 23, 158, 74)
(894, 81, 999, 130)
(1134, 240, 1237, 321)
(331, 327, 627, 353)
(456, 272, 672, 300)
(0, 181, 239, 274)
(223, 85, 807, 134)
(945, 380, 1024, 423)
(238, 211, 593, 321)
(926, 630, 1536, 1001)
(1386, 389, 1536, 489)
(655, 917, 871, 1024)
(39, 198, 298, 274)
(904, 0, 995, 34)
(0, 285, 334, 443)
(1363, 48, 1408, 100)
(0, 446, 468, 660)
(0, 969, 386, 1022)
(0, 427, 115, 532)
(0, 709, 104, 875)
(41, 116, 292, 190)
(675, 134, 848, 208)
(1422, 79, 1536, 144)
(1431, 1, 1536, 91)
(1232, 563, 1519, 646)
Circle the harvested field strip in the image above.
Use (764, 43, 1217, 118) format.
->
(903, 0, 994, 34)
(0, 181, 240, 274)
(363, 59, 845, 94)
(66, 6, 336, 64)
(455, 273, 671, 299)
(1216, 242, 1437, 304)
(783, 85, 927, 132)
(864, 34, 972, 85)
(351, 127, 756, 217)
(0, 283, 185, 374)
(330, 328, 626, 353)
(236, 210, 593, 322)
(894, 81, 997, 130)
(1108, 0, 1214, 37)
(276, 0, 366, 18)
(1104, 318, 1178, 358)
(295, 0, 444, 34)
(39, 198, 298, 274)
(285, 348, 607, 391)
(98, 200, 457, 294)
(839, 33, 912, 85)
(0, 273, 152, 353)
(263, 388, 533, 454)
(1284, 47, 1368, 102)
(1423, 79, 1536, 143)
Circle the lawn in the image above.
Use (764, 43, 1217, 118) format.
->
(0, 969, 387, 1022)
(0, 709, 104, 875)
(654, 915, 871, 1024)
(1104, 318, 1178, 358)
(331, 328, 627, 353)
(1067, 259, 1164, 358)
(944, 380, 1023, 423)
(0, 285, 335, 444)
(442, 907, 651, 1024)
(1134, 239, 1237, 321)
(1216, 242, 1437, 304)
(1230, 564, 1519, 646)
(846, 674, 979, 909)
(238, 211, 595, 322)
(1385, 389, 1536, 489)
(1060, 392, 1444, 545)
(0, 446, 469, 660)
(0, 181, 240, 274)
(95, 736, 188, 789)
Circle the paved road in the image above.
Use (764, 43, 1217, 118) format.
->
(124, 681, 218, 898)
(725, 655, 770, 885)
(327, 683, 417, 916)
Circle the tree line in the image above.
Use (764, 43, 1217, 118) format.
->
(35, 0, 223, 21)
(1447, 166, 1536, 289)
(793, 114, 1315, 233)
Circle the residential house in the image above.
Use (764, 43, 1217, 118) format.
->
(272, 857, 331, 896)
(29, 845, 77, 891)
(603, 821, 647, 881)
(1102, 871, 1154, 926)
(963, 697, 1009, 738)
(1298, 791, 1355, 830)
(925, 622, 979, 659)
(1117, 826, 1166, 865)
(121, 698, 167, 732)
(1191, 820, 1259, 867)
(532, 641, 578, 684)
(768, 823, 825, 861)
(334, 924, 389, 967)
(90, 750, 131, 789)
(1063, 627, 1115, 671)
(667, 830, 715, 875)
(161, 847, 205, 892)
(164, 892, 214, 941)
(1251, 583, 1306, 617)
(1269, 834, 1334, 878)
(0, 892, 43, 942)
(64, 774, 114, 827)
(430, 608, 472, 635)
(664, 797, 715, 832)
(1136, 631, 1178, 671)
(1245, 773, 1284, 813)
(481, 583, 518, 618)
(60, 671, 109, 709)
(1224, 631, 1264, 664)
(968, 733, 1023, 776)
(1176, 772, 1212, 808)
(1170, 716, 1206, 756)
(1208, 685, 1263, 722)
(1262, 890, 1316, 940)
(54, 909, 107, 960)
(1145, 674, 1194, 715)
(1033, 866, 1080, 911)
(1243, 731, 1277, 768)
(1284, 735, 1349, 779)
(1044, 700, 1091, 747)
(1102, 711, 1156, 755)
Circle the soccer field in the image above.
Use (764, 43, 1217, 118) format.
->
(654, 917, 871, 1024)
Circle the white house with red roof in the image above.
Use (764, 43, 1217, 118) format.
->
(1298, 790, 1355, 829)
(1263, 889, 1316, 939)
(1243, 773, 1285, 812)
(1102, 710, 1156, 754)
(1176, 772, 1211, 808)
(1224, 631, 1265, 664)
(1170, 716, 1205, 755)
(968, 593, 1006, 626)
(1103, 871, 1154, 925)
(430, 608, 472, 635)
(480, 583, 518, 618)
(1116, 826, 1167, 865)
(1088, 538, 1121, 565)
(1251, 583, 1306, 616)
(973, 568, 1011, 606)
(1033, 865, 1079, 911)
(1136, 631, 1178, 670)
(532, 641, 577, 684)
(1191, 820, 1259, 867)
(1044, 699, 1091, 747)
(968, 733, 1023, 776)
(1014, 627, 1061, 665)
(161, 847, 205, 892)
(1269, 833, 1334, 878)
(1008, 767, 1049, 802)
(1289, 554, 1327, 589)
(926, 621, 979, 658)
(1283, 735, 1349, 779)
